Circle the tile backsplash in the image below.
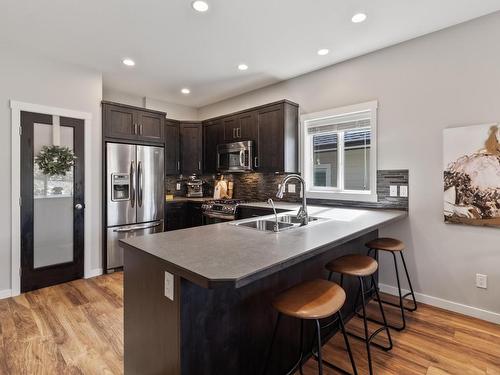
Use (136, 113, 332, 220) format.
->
(166, 169, 409, 210)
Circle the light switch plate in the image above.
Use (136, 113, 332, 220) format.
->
(389, 185, 398, 197)
(176, 183, 181, 191)
(164, 271, 174, 300)
(399, 185, 408, 197)
(288, 184, 296, 193)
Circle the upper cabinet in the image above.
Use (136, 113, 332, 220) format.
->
(223, 111, 257, 141)
(102, 101, 165, 144)
(203, 119, 224, 173)
(180, 122, 203, 175)
(165, 119, 180, 175)
(136, 110, 164, 142)
(202, 100, 299, 174)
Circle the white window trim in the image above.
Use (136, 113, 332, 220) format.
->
(300, 100, 378, 202)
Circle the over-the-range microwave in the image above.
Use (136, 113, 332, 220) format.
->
(217, 141, 254, 173)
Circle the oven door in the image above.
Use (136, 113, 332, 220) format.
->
(202, 212, 235, 225)
(217, 142, 253, 172)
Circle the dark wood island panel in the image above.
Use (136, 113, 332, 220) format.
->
(123, 230, 378, 375)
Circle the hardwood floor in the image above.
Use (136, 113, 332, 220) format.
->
(0, 273, 498, 374)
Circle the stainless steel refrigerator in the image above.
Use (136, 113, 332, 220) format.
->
(106, 143, 164, 271)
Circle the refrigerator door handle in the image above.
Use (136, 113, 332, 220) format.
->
(138, 160, 143, 207)
(112, 221, 163, 233)
(130, 161, 136, 208)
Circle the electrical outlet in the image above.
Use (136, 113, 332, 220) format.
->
(389, 185, 398, 197)
(165, 271, 174, 300)
(288, 184, 296, 193)
(399, 185, 408, 197)
(176, 183, 181, 191)
(476, 274, 487, 289)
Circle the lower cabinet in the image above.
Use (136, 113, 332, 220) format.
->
(165, 202, 187, 231)
(165, 202, 204, 231)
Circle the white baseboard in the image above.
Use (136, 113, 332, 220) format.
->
(84, 268, 103, 279)
(379, 283, 500, 325)
(0, 289, 12, 300)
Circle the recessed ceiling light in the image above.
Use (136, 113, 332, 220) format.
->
(122, 58, 135, 66)
(238, 64, 249, 71)
(317, 49, 329, 56)
(352, 13, 367, 23)
(192, 0, 209, 12)
(181, 88, 191, 94)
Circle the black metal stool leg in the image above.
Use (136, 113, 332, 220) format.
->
(400, 252, 418, 312)
(338, 312, 358, 375)
(371, 275, 393, 351)
(262, 313, 281, 375)
(358, 277, 374, 375)
(315, 319, 324, 375)
(392, 251, 407, 331)
(299, 320, 304, 375)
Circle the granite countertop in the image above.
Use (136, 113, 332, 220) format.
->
(121, 204, 407, 289)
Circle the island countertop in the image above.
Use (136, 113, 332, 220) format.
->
(120, 205, 406, 289)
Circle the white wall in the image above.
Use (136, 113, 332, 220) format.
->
(0, 47, 103, 294)
(199, 13, 500, 317)
(103, 87, 198, 121)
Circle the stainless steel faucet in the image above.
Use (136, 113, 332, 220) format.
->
(276, 174, 309, 226)
(267, 198, 279, 232)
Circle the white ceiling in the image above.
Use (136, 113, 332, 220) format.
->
(2, 0, 500, 108)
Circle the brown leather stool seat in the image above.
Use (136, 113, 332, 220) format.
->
(366, 237, 404, 252)
(273, 279, 346, 320)
(325, 254, 378, 277)
(263, 279, 358, 375)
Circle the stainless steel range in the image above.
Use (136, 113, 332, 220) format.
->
(201, 199, 246, 223)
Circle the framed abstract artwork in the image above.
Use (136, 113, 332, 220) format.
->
(443, 123, 500, 228)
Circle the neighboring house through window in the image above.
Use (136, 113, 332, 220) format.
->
(301, 100, 378, 202)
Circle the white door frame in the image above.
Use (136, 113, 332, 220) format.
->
(10, 100, 94, 297)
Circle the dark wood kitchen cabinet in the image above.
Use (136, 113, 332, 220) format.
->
(223, 111, 257, 141)
(165, 202, 187, 231)
(165, 119, 180, 175)
(180, 122, 203, 175)
(102, 101, 165, 144)
(136, 110, 164, 142)
(165, 201, 203, 231)
(202, 100, 298, 173)
(203, 119, 225, 173)
(256, 102, 298, 173)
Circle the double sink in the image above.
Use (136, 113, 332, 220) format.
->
(232, 214, 328, 232)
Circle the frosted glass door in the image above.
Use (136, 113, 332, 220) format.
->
(33, 123, 75, 268)
(20, 111, 85, 293)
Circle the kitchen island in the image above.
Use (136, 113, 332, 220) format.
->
(120, 205, 406, 375)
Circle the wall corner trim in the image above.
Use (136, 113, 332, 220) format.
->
(379, 283, 500, 325)
(0, 289, 12, 300)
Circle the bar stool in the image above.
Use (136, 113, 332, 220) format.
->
(326, 255, 393, 375)
(366, 237, 418, 331)
(262, 279, 357, 375)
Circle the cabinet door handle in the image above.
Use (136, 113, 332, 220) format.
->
(177, 161, 180, 171)
(254, 157, 258, 168)
(236, 128, 240, 138)
(198, 161, 201, 171)
(134, 123, 138, 135)
(140, 124, 143, 135)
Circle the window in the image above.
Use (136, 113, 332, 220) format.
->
(302, 101, 377, 202)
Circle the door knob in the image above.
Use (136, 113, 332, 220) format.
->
(75, 204, 83, 210)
